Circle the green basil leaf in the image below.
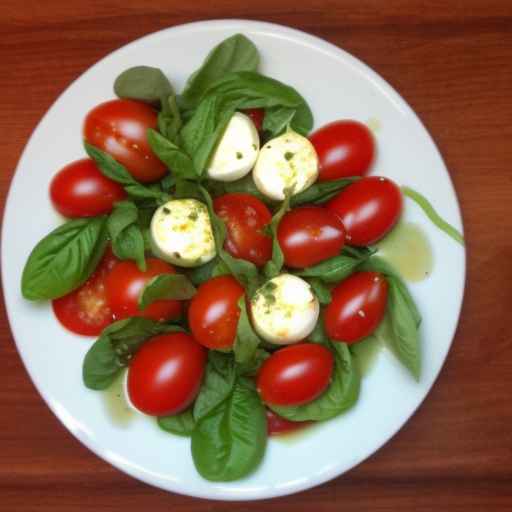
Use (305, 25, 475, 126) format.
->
(147, 129, 197, 180)
(83, 318, 183, 390)
(402, 186, 464, 245)
(193, 351, 236, 422)
(179, 34, 260, 111)
(157, 409, 196, 437)
(236, 348, 270, 377)
(233, 297, 261, 364)
(200, 185, 261, 296)
(85, 142, 169, 202)
(186, 257, 221, 286)
(263, 106, 296, 136)
(309, 316, 330, 344)
(208, 174, 273, 206)
(290, 177, 359, 207)
(158, 95, 182, 143)
(295, 253, 371, 283)
(263, 193, 291, 279)
(270, 341, 360, 421)
(307, 277, 331, 305)
(114, 66, 174, 105)
(21, 216, 108, 300)
(138, 274, 196, 310)
(191, 377, 266, 482)
(108, 201, 146, 271)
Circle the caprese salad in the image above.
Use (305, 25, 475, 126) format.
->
(20, 34, 463, 482)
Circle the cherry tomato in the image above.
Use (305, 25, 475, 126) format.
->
(213, 193, 272, 266)
(277, 206, 345, 268)
(105, 258, 182, 322)
(127, 333, 206, 416)
(326, 176, 402, 246)
(257, 343, 334, 406)
(49, 158, 126, 218)
(188, 275, 244, 349)
(242, 108, 265, 131)
(52, 248, 118, 336)
(83, 99, 167, 183)
(310, 120, 375, 181)
(325, 271, 388, 344)
(266, 409, 312, 436)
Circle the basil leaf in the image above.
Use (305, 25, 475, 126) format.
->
(186, 257, 221, 286)
(21, 216, 108, 300)
(307, 277, 331, 305)
(290, 177, 359, 207)
(147, 129, 197, 180)
(158, 95, 182, 143)
(85, 142, 169, 202)
(114, 66, 174, 105)
(138, 274, 196, 310)
(263, 106, 296, 136)
(200, 186, 261, 296)
(295, 253, 371, 283)
(193, 351, 236, 422)
(236, 348, 270, 377)
(108, 201, 146, 271)
(263, 193, 291, 279)
(270, 341, 360, 421)
(157, 409, 196, 437)
(233, 297, 261, 364)
(83, 318, 183, 390)
(208, 174, 273, 206)
(179, 34, 260, 111)
(174, 178, 203, 200)
(191, 377, 266, 482)
(402, 186, 464, 245)
(309, 316, 330, 344)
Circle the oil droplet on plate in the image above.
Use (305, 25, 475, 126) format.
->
(367, 117, 381, 133)
(102, 369, 136, 427)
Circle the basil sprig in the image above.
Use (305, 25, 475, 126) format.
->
(21, 216, 108, 300)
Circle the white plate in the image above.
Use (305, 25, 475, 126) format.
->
(1, 19, 465, 500)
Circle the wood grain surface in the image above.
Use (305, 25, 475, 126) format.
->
(1, 1, 511, 510)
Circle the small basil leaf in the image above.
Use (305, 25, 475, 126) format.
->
(179, 34, 260, 111)
(263, 192, 291, 279)
(290, 177, 359, 207)
(138, 274, 196, 310)
(114, 66, 174, 105)
(191, 377, 266, 482)
(193, 351, 236, 422)
(108, 201, 146, 271)
(157, 409, 196, 437)
(147, 129, 197, 180)
(295, 253, 371, 283)
(83, 318, 183, 390)
(21, 216, 108, 301)
(233, 297, 261, 364)
(307, 277, 331, 305)
(263, 106, 296, 136)
(270, 341, 360, 421)
(236, 348, 270, 377)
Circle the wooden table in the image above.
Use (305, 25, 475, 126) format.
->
(2, 1, 511, 510)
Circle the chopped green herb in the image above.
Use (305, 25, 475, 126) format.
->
(284, 151, 294, 161)
(236, 151, 243, 159)
(252, 144, 257, 150)
(173, 251, 182, 259)
(163, 207, 171, 214)
(188, 212, 199, 221)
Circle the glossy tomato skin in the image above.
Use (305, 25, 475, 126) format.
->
(326, 176, 402, 246)
(214, 193, 272, 266)
(310, 120, 375, 181)
(50, 158, 126, 217)
(277, 206, 345, 268)
(127, 333, 207, 416)
(257, 343, 334, 406)
(52, 248, 118, 336)
(242, 108, 265, 131)
(266, 409, 312, 436)
(188, 275, 244, 349)
(325, 271, 388, 344)
(105, 258, 182, 322)
(83, 99, 167, 183)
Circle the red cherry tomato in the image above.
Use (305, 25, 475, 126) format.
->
(326, 176, 402, 246)
(213, 193, 272, 266)
(83, 99, 167, 183)
(127, 333, 207, 416)
(257, 343, 334, 406)
(105, 258, 182, 322)
(277, 206, 345, 268)
(242, 108, 265, 131)
(310, 120, 375, 181)
(266, 409, 312, 436)
(50, 158, 126, 218)
(52, 248, 118, 336)
(188, 275, 244, 349)
(325, 271, 388, 344)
